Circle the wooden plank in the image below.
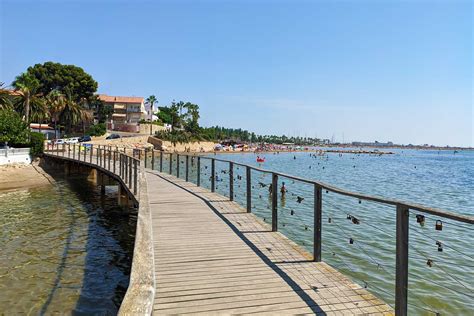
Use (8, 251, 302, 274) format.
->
(146, 170, 393, 315)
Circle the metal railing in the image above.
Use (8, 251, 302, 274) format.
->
(136, 149, 473, 316)
(44, 143, 141, 198)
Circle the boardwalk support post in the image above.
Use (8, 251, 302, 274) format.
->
(246, 166, 251, 213)
(314, 185, 322, 262)
(229, 162, 234, 201)
(395, 204, 409, 316)
(211, 158, 215, 192)
(272, 173, 278, 231)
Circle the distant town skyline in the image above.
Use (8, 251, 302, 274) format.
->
(1, 0, 472, 147)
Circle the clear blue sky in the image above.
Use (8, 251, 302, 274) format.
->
(1, 0, 472, 146)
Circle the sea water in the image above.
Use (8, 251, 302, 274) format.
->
(0, 174, 136, 315)
(185, 148, 473, 315)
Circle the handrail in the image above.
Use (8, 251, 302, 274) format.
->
(145, 149, 473, 316)
(170, 153, 474, 224)
(43, 143, 141, 201)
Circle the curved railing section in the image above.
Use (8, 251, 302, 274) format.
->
(43, 144, 155, 316)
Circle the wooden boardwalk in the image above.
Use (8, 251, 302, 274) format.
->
(147, 170, 393, 315)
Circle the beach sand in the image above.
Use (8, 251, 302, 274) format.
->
(0, 161, 53, 192)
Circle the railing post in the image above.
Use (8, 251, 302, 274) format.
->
(246, 166, 251, 212)
(68, 143, 71, 158)
(271, 173, 278, 232)
(120, 154, 123, 178)
(63, 143, 65, 157)
(96, 147, 99, 164)
(83, 144, 86, 161)
(314, 185, 322, 262)
(113, 151, 116, 174)
(211, 158, 215, 192)
(108, 149, 111, 170)
(229, 162, 234, 201)
(133, 159, 138, 195)
(160, 151, 163, 172)
(177, 154, 180, 178)
(90, 145, 93, 163)
(169, 153, 172, 174)
(124, 155, 128, 184)
(197, 156, 201, 186)
(185, 155, 189, 181)
(395, 204, 409, 316)
(144, 149, 147, 168)
(128, 157, 132, 186)
(138, 149, 141, 161)
(151, 149, 155, 170)
(72, 143, 75, 160)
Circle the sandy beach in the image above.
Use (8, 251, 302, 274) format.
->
(0, 162, 53, 192)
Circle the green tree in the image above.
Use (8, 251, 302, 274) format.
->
(0, 82, 13, 110)
(157, 106, 173, 124)
(146, 95, 158, 135)
(182, 102, 200, 133)
(13, 73, 46, 123)
(58, 93, 93, 134)
(0, 110, 30, 145)
(13, 62, 98, 103)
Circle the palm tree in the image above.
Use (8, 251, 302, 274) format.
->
(0, 82, 13, 110)
(45, 91, 64, 138)
(146, 95, 158, 135)
(58, 93, 92, 134)
(12, 73, 43, 122)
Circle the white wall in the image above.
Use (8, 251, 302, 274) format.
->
(0, 148, 31, 165)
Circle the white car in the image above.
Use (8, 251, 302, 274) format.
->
(65, 137, 79, 144)
(55, 139, 65, 145)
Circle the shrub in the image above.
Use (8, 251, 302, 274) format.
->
(139, 119, 164, 126)
(29, 132, 45, 156)
(87, 123, 106, 136)
(0, 110, 29, 145)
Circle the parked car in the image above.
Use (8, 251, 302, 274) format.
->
(106, 134, 121, 140)
(64, 137, 79, 144)
(54, 139, 65, 145)
(79, 135, 92, 142)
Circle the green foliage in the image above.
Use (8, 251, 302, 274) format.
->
(0, 110, 30, 144)
(87, 123, 106, 136)
(0, 82, 13, 110)
(29, 132, 45, 156)
(96, 101, 113, 123)
(139, 119, 164, 126)
(13, 62, 98, 103)
(157, 106, 174, 124)
(155, 130, 204, 145)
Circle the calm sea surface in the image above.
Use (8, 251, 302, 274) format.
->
(168, 148, 473, 315)
(0, 174, 136, 315)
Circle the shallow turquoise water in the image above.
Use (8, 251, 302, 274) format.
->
(165, 149, 473, 315)
(0, 174, 136, 315)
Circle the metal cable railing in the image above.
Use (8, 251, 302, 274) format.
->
(45, 145, 473, 315)
(44, 143, 141, 198)
(139, 149, 473, 316)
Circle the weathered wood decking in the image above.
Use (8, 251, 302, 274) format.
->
(147, 170, 393, 315)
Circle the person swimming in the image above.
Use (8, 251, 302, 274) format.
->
(280, 182, 287, 195)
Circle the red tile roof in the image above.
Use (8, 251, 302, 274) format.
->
(98, 94, 144, 104)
